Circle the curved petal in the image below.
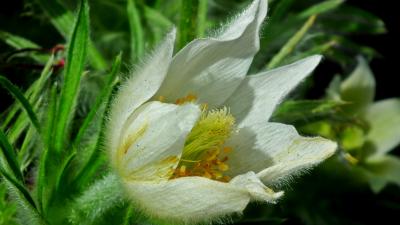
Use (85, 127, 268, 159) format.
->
(365, 98, 400, 156)
(365, 155, 400, 193)
(124, 177, 250, 224)
(340, 56, 376, 114)
(257, 136, 337, 185)
(106, 29, 176, 158)
(226, 122, 299, 176)
(230, 171, 284, 203)
(113, 101, 201, 181)
(224, 55, 322, 127)
(155, 0, 268, 107)
(225, 122, 336, 184)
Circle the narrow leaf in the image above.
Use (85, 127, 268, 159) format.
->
(54, 0, 89, 153)
(0, 76, 40, 132)
(0, 130, 23, 182)
(36, 0, 107, 70)
(298, 0, 344, 19)
(127, 0, 145, 62)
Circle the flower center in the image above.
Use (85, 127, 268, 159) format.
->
(168, 93, 236, 182)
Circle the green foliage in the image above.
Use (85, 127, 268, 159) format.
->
(53, 0, 89, 153)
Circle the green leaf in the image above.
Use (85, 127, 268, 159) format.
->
(365, 98, 400, 155)
(53, 0, 89, 153)
(0, 31, 47, 63)
(272, 99, 346, 124)
(36, 87, 57, 214)
(340, 56, 376, 114)
(0, 76, 41, 133)
(36, 0, 107, 70)
(298, 0, 344, 19)
(0, 130, 23, 183)
(127, 0, 145, 62)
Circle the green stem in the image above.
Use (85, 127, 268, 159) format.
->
(267, 15, 317, 69)
(178, 0, 199, 49)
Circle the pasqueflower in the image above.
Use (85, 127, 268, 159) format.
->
(106, 0, 337, 223)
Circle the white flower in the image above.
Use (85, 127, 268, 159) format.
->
(106, 0, 337, 223)
(330, 57, 400, 193)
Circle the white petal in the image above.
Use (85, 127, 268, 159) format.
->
(257, 137, 337, 185)
(106, 29, 176, 161)
(225, 55, 322, 127)
(114, 101, 200, 181)
(226, 122, 299, 176)
(230, 171, 284, 203)
(340, 56, 376, 114)
(124, 177, 250, 224)
(365, 98, 400, 155)
(155, 0, 267, 107)
(365, 155, 400, 193)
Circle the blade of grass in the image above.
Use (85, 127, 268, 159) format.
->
(178, 0, 199, 49)
(53, 0, 89, 153)
(298, 0, 344, 19)
(36, 86, 57, 214)
(2, 55, 53, 137)
(143, 6, 173, 28)
(35, 0, 107, 70)
(0, 76, 41, 133)
(0, 31, 47, 63)
(127, 0, 145, 62)
(267, 15, 317, 69)
(0, 130, 23, 182)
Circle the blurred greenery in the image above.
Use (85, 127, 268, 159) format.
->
(0, 0, 398, 224)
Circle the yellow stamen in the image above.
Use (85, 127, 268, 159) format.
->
(171, 95, 236, 182)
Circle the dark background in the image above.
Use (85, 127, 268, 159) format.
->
(313, 0, 399, 100)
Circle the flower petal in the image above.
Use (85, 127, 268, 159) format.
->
(340, 56, 376, 114)
(225, 55, 322, 127)
(106, 29, 176, 160)
(124, 177, 250, 224)
(155, 0, 267, 107)
(230, 171, 284, 203)
(225, 121, 336, 184)
(365, 98, 400, 156)
(113, 101, 200, 181)
(364, 155, 400, 193)
(226, 122, 299, 176)
(257, 136, 337, 185)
